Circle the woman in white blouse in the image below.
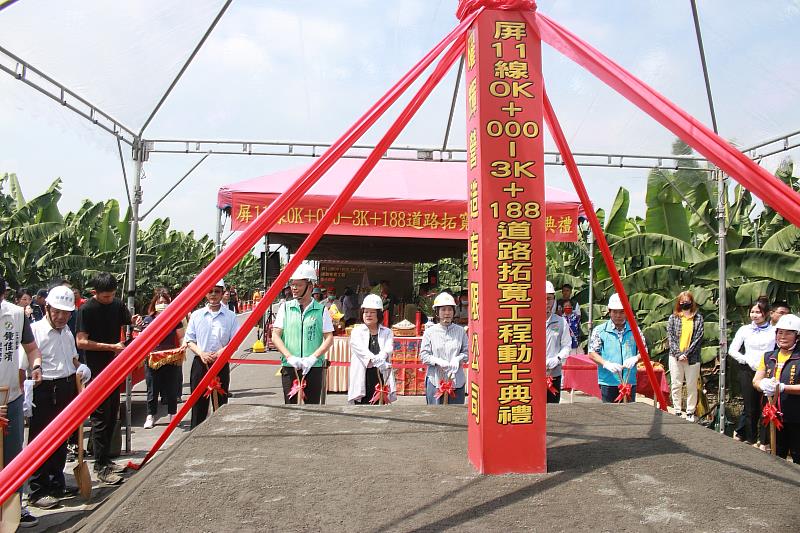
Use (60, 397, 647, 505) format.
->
(729, 299, 775, 445)
(347, 294, 396, 404)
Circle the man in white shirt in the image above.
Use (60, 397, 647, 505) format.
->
(0, 275, 43, 526)
(28, 286, 91, 507)
(544, 281, 572, 403)
(185, 279, 239, 428)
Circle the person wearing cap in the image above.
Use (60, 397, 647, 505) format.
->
(419, 292, 468, 405)
(31, 288, 48, 322)
(311, 287, 324, 303)
(588, 293, 641, 403)
(347, 294, 396, 404)
(666, 291, 705, 422)
(76, 271, 139, 484)
(185, 279, 239, 428)
(559, 301, 580, 354)
(556, 283, 581, 322)
(272, 264, 334, 404)
(0, 275, 43, 526)
(28, 286, 92, 507)
(545, 281, 572, 403)
(753, 313, 800, 462)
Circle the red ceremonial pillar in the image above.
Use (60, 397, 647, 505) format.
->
(465, 6, 547, 473)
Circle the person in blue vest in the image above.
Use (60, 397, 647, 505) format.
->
(272, 264, 334, 404)
(753, 313, 800, 462)
(588, 293, 641, 403)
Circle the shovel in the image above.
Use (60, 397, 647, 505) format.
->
(72, 376, 92, 500)
(0, 386, 21, 533)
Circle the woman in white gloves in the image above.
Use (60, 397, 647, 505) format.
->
(752, 313, 800, 462)
(347, 294, 395, 404)
(419, 292, 468, 405)
(729, 299, 774, 445)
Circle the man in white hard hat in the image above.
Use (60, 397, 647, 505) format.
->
(185, 279, 239, 427)
(588, 293, 641, 403)
(545, 281, 572, 403)
(272, 264, 334, 404)
(419, 292, 468, 404)
(0, 275, 43, 527)
(753, 313, 800, 462)
(28, 286, 92, 508)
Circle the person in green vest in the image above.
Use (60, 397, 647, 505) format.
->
(272, 263, 334, 404)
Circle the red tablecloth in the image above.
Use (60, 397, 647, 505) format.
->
(561, 353, 669, 404)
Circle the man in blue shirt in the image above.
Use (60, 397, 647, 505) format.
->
(185, 279, 239, 428)
(588, 293, 641, 403)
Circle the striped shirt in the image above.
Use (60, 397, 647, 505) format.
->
(419, 322, 469, 388)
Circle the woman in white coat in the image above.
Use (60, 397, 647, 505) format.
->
(347, 294, 396, 404)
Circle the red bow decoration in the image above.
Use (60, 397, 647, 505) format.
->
(287, 379, 306, 402)
(0, 416, 8, 436)
(369, 383, 391, 405)
(545, 376, 558, 395)
(614, 383, 633, 403)
(203, 376, 226, 399)
(762, 402, 784, 431)
(435, 379, 456, 400)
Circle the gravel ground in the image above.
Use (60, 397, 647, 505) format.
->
(73, 402, 800, 533)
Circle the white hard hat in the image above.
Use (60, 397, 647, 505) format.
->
(775, 313, 800, 333)
(361, 294, 384, 310)
(545, 280, 555, 294)
(46, 286, 75, 311)
(433, 292, 457, 309)
(607, 293, 624, 310)
(215, 279, 225, 288)
(290, 263, 318, 282)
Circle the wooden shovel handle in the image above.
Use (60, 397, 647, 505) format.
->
(75, 375, 86, 463)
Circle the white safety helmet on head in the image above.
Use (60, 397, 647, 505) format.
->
(775, 313, 800, 333)
(215, 279, 225, 288)
(361, 294, 384, 310)
(46, 286, 75, 312)
(432, 292, 457, 309)
(290, 263, 318, 282)
(607, 293, 624, 310)
(545, 280, 555, 294)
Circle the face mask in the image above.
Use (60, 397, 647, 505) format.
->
(328, 295, 334, 301)
(680, 302, 692, 311)
(155, 303, 168, 312)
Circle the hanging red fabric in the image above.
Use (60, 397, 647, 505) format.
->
(435, 380, 456, 400)
(456, 0, 537, 20)
(203, 376, 226, 399)
(369, 383, 391, 405)
(614, 383, 633, 403)
(528, 11, 800, 227)
(545, 376, 558, 396)
(287, 379, 307, 402)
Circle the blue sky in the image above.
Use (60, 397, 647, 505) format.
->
(1, 0, 798, 239)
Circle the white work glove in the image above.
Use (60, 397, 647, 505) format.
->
(286, 356, 303, 369)
(602, 361, 623, 374)
(546, 357, 560, 370)
(23, 380, 35, 418)
(623, 356, 639, 370)
(76, 363, 92, 383)
(759, 378, 777, 397)
(371, 353, 387, 367)
(301, 356, 318, 376)
(375, 358, 391, 372)
(431, 357, 449, 368)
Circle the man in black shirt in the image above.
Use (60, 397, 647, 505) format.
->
(76, 272, 137, 485)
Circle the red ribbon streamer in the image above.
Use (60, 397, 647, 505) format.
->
(545, 376, 558, 395)
(614, 383, 632, 403)
(435, 379, 456, 400)
(456, 0, 537, 20)
(287, 379, 306, 402)
(203, 376, 226, 399)
(762, 402, 784, 431)
(369, 383, 391, 405)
